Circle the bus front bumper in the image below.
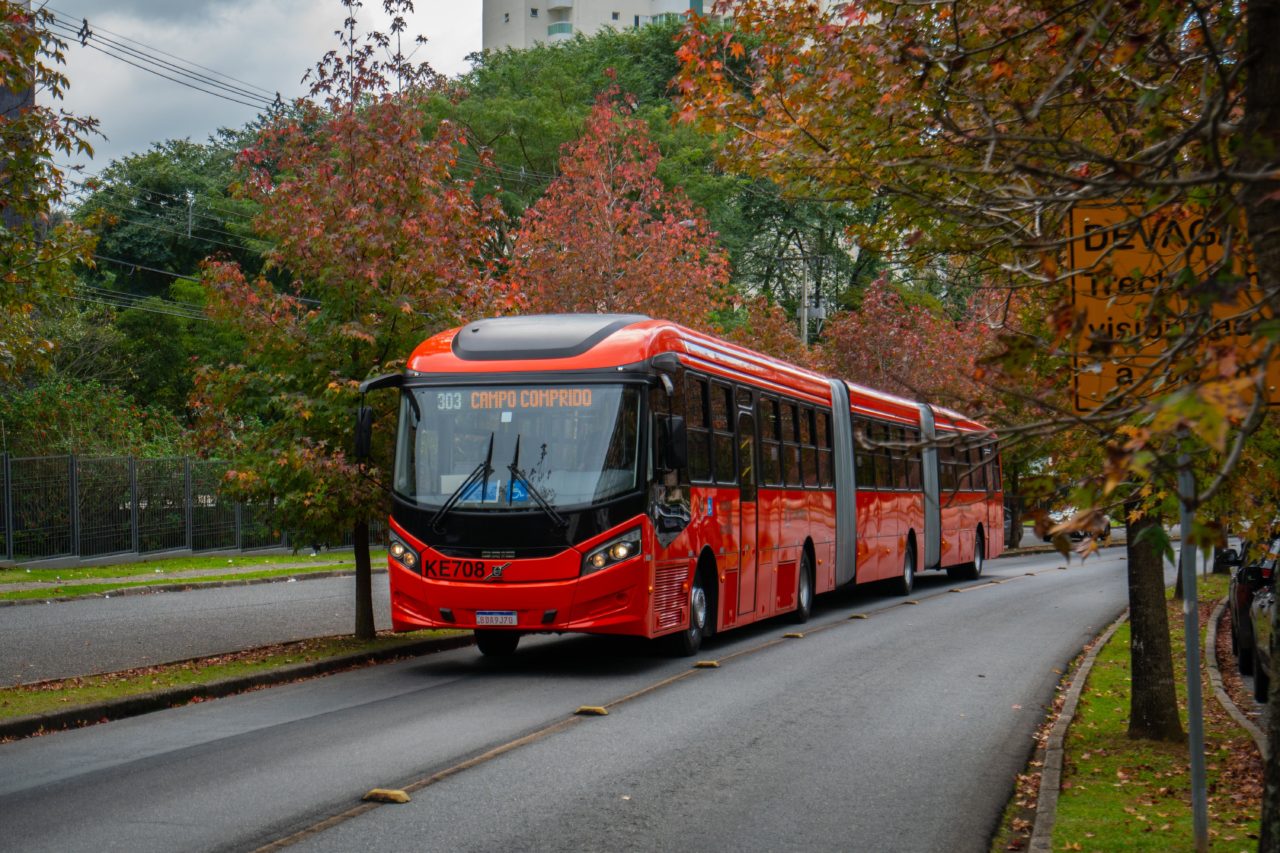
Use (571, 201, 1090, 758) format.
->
(387, 558, 655, 637)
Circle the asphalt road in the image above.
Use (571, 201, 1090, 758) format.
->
(0, 548, 1156, 853)
(0, 575, 393, 686)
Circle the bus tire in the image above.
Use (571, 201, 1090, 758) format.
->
(892, 541, 915, 596)
(475, 629, 520, 657)
(949, 529, 985, 581)
(669, 567, 709, 656)
(791, 550, 815, 624)
(1240, 641, 1255, 676)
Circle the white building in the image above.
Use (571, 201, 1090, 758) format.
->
(482, 1, 706, 52)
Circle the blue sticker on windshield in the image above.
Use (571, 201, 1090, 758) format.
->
(706, 497, 714, 517)
(462, 482, 499, 502)
(507, 480, 529, 502)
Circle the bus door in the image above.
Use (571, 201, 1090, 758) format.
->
(737, 409, 759, 616)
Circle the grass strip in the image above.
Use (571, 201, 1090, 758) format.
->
(0, 550, 385, 585)
(1051, 574, 1262, 851)
(0, 565, 379, 602)
(0, 629, 467, 722)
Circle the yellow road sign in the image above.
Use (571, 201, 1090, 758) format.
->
(1069, 203, 1276, 412)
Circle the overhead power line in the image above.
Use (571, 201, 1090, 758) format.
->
(47, 11, 280, 112)
(48, 6, 277, 99)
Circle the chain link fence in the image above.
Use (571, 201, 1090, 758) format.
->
(0, 453, 310, 564)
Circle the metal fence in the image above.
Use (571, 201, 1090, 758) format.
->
(0, 454, 298, 564)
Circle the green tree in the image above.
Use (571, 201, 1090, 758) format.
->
(75, 136, 265, 296)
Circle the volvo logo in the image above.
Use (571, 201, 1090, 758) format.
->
(484, 562, 512, 582)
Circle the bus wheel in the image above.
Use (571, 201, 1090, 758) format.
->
(791, 552, 814, 623)
(892, 541, 915, 596)
(475, 629, 520, 657)
(670, 571, 709, 656)
(948, 529, 985, 581)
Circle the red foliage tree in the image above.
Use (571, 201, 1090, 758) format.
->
(193, 1, 502, 638)
(507, 88, 729, 328)
(820, 277, 998, 412)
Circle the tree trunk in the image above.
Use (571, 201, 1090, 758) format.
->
(353, 517, 376, 641)
(1126, 508, 1184, 742)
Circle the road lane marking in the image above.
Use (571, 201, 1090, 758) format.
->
(255, 558, 1073, 849)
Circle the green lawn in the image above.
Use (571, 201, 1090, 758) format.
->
(0, 550, 386, 602)
(1052, 574, 1260, 851)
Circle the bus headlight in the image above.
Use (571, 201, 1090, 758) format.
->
(389, 532, 420, 572)
(582, 528, 642, 576)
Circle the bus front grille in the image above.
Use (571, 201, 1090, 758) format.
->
(654, 564, 686, 629)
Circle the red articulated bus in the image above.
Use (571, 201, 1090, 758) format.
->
(359, 314, 1002, 656)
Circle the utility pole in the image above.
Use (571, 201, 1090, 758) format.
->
(799, 262, 809, 347)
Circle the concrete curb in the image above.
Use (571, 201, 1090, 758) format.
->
(0, 567, 388, 608)
(1029, 607, 1129, 852)
(0, 633, 474, 741)
(1206, 597, 1268, 759)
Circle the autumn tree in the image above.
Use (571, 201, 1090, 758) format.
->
(677, 0, 1277, 514)
(507, 86, 729, 328)
(194, 0, 501, 639)
(0, 2, 98, 380)
(819, 276, 999, 412)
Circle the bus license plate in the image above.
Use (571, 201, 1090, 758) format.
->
(476, 611, 517, 626)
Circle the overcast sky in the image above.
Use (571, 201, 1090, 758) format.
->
(50, 0, 483, 173)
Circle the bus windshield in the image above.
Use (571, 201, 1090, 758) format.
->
(394, 384, 642, 510)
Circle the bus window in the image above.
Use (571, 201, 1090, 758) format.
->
(801, 407, 818, 488)
(712, 383, 736, 483)
(775, 399, 792, 485)
(686, 375, 712, 482)
(893, 426, 910, 490)
(939, 442, 957, 492)
(785, 403, 804, 487)
(906, 428, 922, 491)
(758, 396, 782, 485)
(853, 416, 873, 488)
(817, 412, 833, 487)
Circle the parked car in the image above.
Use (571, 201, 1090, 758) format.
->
(1040, 507, 1111, 543)
(1235, 537, 1280, 678)
(1250, 571, 1276, 702)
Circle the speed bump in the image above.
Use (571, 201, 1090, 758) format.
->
(575, 705, 609, 716)
(783, 632, 805, 639)
(904, 600, 920, 605)
(849, 613, 868, 620)
(363, 788, 410, 804)
(694, 660, 720, 668)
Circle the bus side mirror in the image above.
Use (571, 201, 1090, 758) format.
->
(354, 406, 374, 460)
(660, 415, 687, 471)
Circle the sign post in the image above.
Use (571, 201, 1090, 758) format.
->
(1065, 202, 1274, 853)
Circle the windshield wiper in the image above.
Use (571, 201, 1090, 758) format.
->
(507, 434, 568, 529)
(431, 432, 494, 533)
